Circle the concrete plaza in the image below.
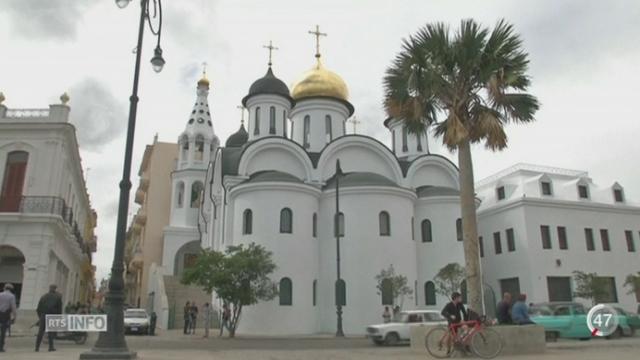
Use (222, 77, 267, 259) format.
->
(1, 329, 638, 360)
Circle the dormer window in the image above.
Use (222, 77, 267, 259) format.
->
(578, 184, 589, 199)
(496, 186, 506, 200)
(541, 181, 553, 196)
(613, 188, 624, 203)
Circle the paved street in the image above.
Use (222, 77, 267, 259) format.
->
(1, 330, 639, 359)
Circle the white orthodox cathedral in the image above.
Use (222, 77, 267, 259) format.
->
(145, 35, 640, 335)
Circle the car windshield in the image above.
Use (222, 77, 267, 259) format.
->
(125, 311, 147, 318)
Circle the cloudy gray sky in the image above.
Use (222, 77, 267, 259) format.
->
(1, 0, 639, 283)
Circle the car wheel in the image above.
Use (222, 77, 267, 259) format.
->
(606, 327, 623, 340)
(545, 331, 558, 342)
(384, 332, 400, 346)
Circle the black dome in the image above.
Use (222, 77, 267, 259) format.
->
(241, 67, 293, 106)
(225, 124, 249, 147)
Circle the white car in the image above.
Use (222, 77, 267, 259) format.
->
(366, 310, 447, 345)
(124, 308, 150, 335)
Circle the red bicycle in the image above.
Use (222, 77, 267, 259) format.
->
(425, 319, 503, 359)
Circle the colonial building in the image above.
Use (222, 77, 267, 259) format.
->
(477, 164, 640, 311)
(0, 93, 97, 311)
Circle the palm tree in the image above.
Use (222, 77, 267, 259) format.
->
(383, 19, 539, 313)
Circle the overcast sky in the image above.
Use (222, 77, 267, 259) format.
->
(1, 0, 639, 283)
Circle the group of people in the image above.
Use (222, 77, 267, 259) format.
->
(64, 301, 102, 315)
(183, 301, 232, 338)
(496, 292, 535, 325)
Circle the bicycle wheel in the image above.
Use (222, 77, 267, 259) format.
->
(425, 326, 453, 359)
(470, 327, 503, 359)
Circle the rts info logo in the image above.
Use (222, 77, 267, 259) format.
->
(46, 315, 108, 332)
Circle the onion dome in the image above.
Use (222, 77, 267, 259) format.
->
(241, 67, 292, 106)
(197, 74, 210, 87)
(291, 59, 349, 101)
(225, 123, 248, 147)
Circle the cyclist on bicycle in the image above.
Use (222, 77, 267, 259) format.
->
(441, 292, 468, 326)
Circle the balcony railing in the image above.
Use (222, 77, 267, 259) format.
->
(1, 196, 92, 257)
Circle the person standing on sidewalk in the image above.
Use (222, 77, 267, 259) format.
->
(202, 303, 211, 338)
(189, 301, 198, 334)
(219, 303, 231, 337)
(183, 301, 191, 334)
(382, 306, 391, 323)
(0, 283, 17, 353)
(35, 284, 62, 352)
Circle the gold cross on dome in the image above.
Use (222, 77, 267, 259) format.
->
(236, 105, 245, 125)
(308, 25, 327, 59)
(349, 117, 361, 134)
(263, 40, 279, 67)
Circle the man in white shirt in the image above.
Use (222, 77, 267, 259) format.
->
(0, 283, 17, 352)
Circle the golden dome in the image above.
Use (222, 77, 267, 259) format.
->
(291, 60, 349, 101)
(197, 75, 210, 87)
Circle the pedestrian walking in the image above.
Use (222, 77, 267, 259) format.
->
(189, 301, 198, 334)
(35, 284, 62, 352)
(202, 303, 211, 338)
(219, 303, 231, 337)
(183, 301, 191, 334)
(0, 283, 17, 353)
(382, 306, 391, 323)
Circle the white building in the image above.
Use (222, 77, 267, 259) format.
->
(147, 49, 640, 336)
(477, 164, 640, 311)
(0, 93, 97, 311)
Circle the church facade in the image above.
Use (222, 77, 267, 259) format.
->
(143, 38, 640, 335)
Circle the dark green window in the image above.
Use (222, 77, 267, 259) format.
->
(425, 281, 436, 305)
(279, 277, 292, 306)
(335, 279, 346, 306)
(381, 278, 393, 305)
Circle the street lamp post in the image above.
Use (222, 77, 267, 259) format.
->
(334, 159, 345, 337)
(80, 0, 164, 359)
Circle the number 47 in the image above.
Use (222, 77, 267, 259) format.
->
(593, 313, 612, 328)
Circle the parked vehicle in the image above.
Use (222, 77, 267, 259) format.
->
(366, 310, 447, 346)
(529, 302, 591, 341)
(601, 305, 640, 338)
(124, 308, 150, 335)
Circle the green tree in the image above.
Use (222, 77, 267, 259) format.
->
(572, 271, 609, 305)
(383, 19, 539, 313)
(623, 272, 640, 301)
(433, 263, 466, 298)
(375, 265, 413, 307)
(181, 243, 278, 337)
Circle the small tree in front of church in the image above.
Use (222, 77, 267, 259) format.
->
(572, 271, 609, 306)
(433, 263, 465, 298)
(623, 271, 640, 302)
(375, 265, 413, 307)
(181, 243, 278, 337)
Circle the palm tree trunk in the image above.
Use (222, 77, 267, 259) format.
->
(457, 139, 483, 314)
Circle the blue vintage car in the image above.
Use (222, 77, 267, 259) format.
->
(529, 302, 591, 341)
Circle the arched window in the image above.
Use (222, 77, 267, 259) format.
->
(254, 107, 260, 135)
(456, 218, 463, 241)
(243, 209, 252, 235)
(194, 135, 204, 161)
(379, 211, 391, 236)
(392, 130, 396, 152)
(180, 135, 189, 161)
(402, 126, 408, 152)
(421, 219, 432, 243)
(282, 110, 287, 137)
(461, 280, 467, 304)
(303, 115, 311, 148)
(312, 279, 317, 306)
(312, 213, 317, 238)
(414, 280, 418, 306)
(279, 277, 292, 306)
(381, 278, 393, 305)
(280, 208, 293, 233)
(1, 151, 29, 212)
(269, 106, 276, 134)
(191, 181, 204, 208)
(176, 182, 185, 208)
(335, 279, 346, 306)
(425, 281, 436, 305)
(334, 212, 345, 237)
(417, 132, 423, 151)
(411, 217, 415, 240)
(325, 115, 332, 142)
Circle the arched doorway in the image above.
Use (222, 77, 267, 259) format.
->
(173, 241, 202, 277)
(0, 245, 26, 307)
